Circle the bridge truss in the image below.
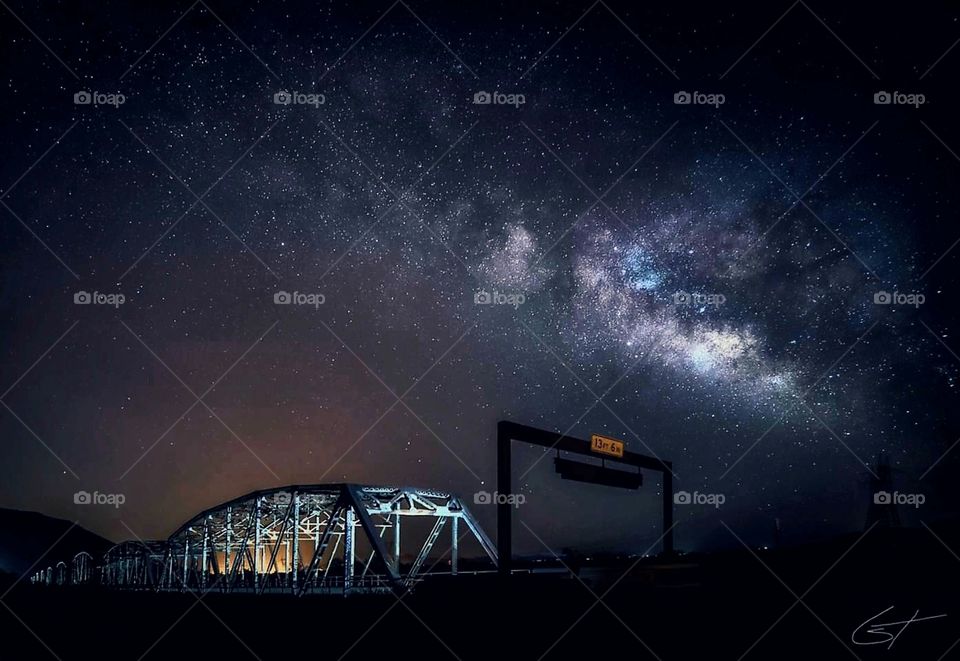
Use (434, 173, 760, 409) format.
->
(34, 484, 497, 596)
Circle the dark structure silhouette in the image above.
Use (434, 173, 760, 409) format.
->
(497, 420, 674, 575)
(865, 452, 902, 529)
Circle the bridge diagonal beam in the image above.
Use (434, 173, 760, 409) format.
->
(345, 485, 402, 585)
(407, 517, 447, 583)
(258, 497, 296, 594)
(298, 501, 344, 596)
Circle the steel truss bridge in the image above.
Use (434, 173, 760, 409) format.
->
(31, 484, 498, 596)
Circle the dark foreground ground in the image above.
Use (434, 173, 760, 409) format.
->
(2, 526, 957, 660)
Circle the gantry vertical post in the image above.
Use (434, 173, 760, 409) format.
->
(497, 422, 512, 576)
(663, 470, 674, 554)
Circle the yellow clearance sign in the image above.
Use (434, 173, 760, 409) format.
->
(590, 434, 624, 458)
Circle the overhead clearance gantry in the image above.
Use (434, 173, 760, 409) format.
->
(496, 420, 674, 574)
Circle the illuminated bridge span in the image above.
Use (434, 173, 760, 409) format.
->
(32, 484, 498, 596)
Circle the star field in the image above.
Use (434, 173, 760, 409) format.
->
(1, 0, 959, 554)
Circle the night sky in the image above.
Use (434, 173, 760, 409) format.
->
(1, 0, 959, 556)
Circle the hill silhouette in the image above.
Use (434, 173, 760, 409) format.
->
(0, 508, 112, 579)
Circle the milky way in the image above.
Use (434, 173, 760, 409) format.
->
(1, 1, 958, 554)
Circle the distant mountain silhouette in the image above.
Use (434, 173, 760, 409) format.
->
(0, 508, 112, 578)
